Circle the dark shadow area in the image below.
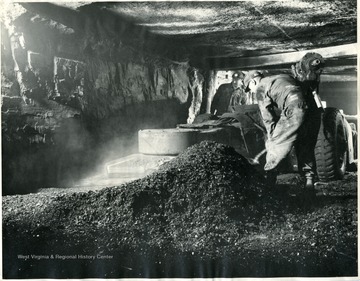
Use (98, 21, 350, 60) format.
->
(3, 236, 357, 278)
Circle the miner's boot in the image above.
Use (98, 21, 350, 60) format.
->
(304, 171, 314, 188)
(303, 172, 316, 197)
(305, 177, 314, 189)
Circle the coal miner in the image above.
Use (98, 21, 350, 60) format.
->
(243, 52, 325, 190)
(211, 71, 250, 115)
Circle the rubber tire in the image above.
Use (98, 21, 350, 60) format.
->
(315, 108, 347, 181)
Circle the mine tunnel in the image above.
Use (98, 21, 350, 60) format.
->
(1, 1, 358, 279)
(2, 1, 357, 195)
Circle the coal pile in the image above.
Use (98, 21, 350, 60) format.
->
(4, 141, 280, 258)
(3, 141, 358, 278)
(130, 141, 279, 256)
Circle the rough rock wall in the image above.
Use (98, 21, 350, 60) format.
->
(2, 23, 91, 195)
(1, 4, 206, 195)
(83, 59, 196, 119)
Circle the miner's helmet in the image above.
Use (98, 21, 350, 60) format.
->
(301, 52, 325, 69)
(243, 70, 264, 92)
(292, 52, 325, 82)
(232, 71, 245, 80)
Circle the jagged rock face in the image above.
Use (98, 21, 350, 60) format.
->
(1, 3, 206, 194)
(83, 59, 201, 120)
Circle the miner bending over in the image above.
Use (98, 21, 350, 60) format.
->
(243, 53, 325, 191)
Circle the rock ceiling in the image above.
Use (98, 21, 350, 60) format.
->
(3, 1, 358, 74)
(66, 1, 356, 56)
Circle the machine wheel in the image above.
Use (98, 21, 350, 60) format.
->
(315, 108, 347, 181)
(138, 127, 231, 155)
(138, 129, 199, 155)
